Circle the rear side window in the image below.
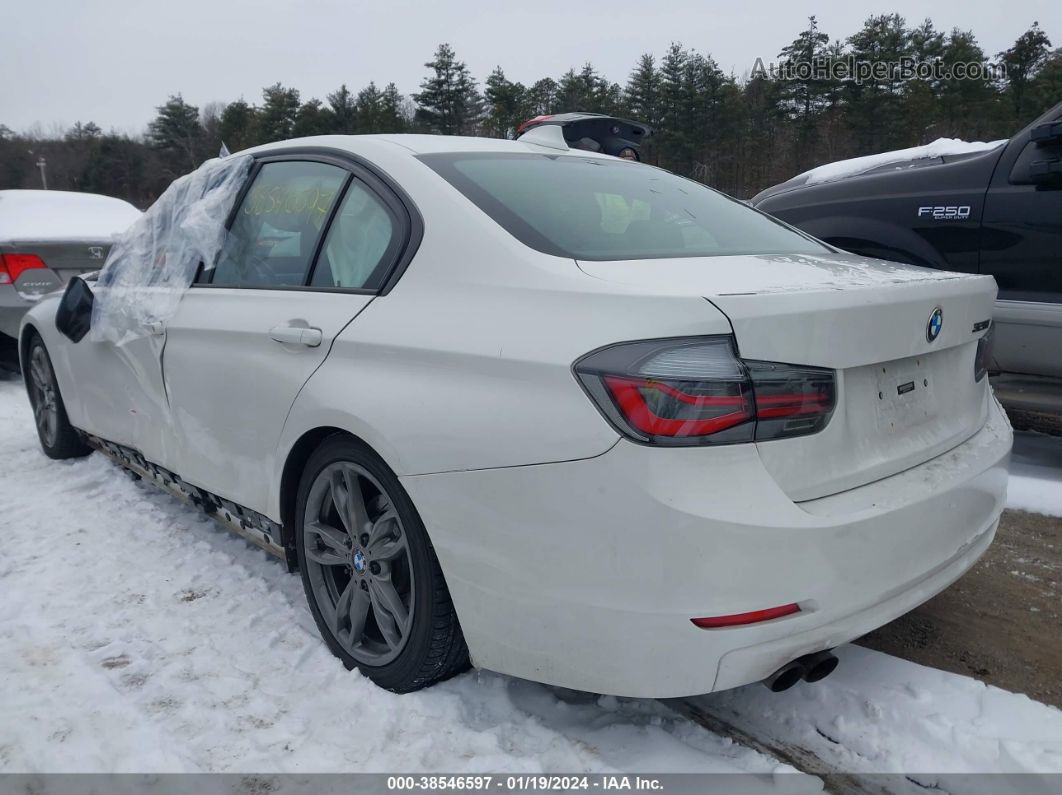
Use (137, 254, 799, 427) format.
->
(419, 153, 829, 261)
(310, 180, 399, 289)
(211, 161, 347, 287)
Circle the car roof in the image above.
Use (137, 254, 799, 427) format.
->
(245, 133, 621, 160)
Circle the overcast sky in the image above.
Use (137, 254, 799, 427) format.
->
(3, 0, 1060, 134)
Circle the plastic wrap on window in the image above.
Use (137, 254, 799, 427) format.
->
(89, 154, 253, 344)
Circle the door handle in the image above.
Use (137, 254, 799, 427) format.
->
(269, 325, 323, 347)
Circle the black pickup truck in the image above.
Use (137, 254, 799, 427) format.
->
(752, 101, 1062, 423)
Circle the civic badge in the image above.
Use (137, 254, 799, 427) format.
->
(88, 246, 104, 260)
(926, 307, 943, 343)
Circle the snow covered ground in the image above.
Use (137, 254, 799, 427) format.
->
(1, 373, 1061, 781)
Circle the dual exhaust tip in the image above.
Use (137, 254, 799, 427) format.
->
(763, 650, 839, 692)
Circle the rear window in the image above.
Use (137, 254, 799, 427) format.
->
(419, 153, 830, 261)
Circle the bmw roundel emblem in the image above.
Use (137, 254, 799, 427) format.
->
(926, 307, 943, 343)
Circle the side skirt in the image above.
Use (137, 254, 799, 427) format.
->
(85, 433, 297, 571)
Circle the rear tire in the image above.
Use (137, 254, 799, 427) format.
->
(295, 435, 469, 692)
(25, 334, 92, 460)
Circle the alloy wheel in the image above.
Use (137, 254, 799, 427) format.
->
(29, 345, 59, 447)
(302, 461, 415, 666)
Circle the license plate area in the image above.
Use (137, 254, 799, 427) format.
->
(874, 356, 937, 432)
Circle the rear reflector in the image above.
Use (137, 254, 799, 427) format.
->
(691, 603, 801, 629)
(0, 253, 48, 285)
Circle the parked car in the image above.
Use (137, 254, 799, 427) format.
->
(752, 101, 1062, 425)
(517, 112, 651, 160)
(0, 189, 140, 370)
(21, 133, 1011, 696)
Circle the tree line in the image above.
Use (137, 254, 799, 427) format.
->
(1, 15, 1059, 204)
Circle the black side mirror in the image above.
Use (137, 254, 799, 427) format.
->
(1030, 120, 1062, 145)
(1010, 120, 1062, 187)
(55, 276, 95, 343)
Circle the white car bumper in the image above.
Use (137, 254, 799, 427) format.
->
(401, 397, 1011, 698)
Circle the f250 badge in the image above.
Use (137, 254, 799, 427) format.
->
(917, 205, 971, 220)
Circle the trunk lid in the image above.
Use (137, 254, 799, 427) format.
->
(1, 240, 112, 299)
(577, 253, 998, 501)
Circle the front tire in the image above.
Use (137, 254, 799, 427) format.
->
(295, 435, 469, 692)
(25, 334, 92, 460)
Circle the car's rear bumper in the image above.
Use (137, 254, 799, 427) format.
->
(401, 397, 1012, 698)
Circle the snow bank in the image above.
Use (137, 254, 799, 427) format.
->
(797, 138, 1007, 186)
(0, 190, 140, 242)
(90, 155, 252, 345)
(1008, 431, 1062, 517)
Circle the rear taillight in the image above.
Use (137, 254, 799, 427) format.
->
(974, 323, 994, 382)
(574, 336, 836, 446)
(0, 253, 48, 285)
(744, 360, 837, 441)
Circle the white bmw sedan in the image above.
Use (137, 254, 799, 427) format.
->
(20, 133, 1011, 697)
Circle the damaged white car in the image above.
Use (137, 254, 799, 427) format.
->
(20, 130, 1011, 696)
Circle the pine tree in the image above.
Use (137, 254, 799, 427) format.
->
(66, 122, 102, 142)
(845, 14, 914, 152)
(219, 99, 259, 153)
(999, 22, 1053, 121)
(527, 78, 558, 115)
(777, 17, 833, 121)
(682, 53, 727, 178)
(147, 94, 203, 173)
(327, 84, 358, 133)
(357, 82, 384, 132)
(79, 134, 149, 204)
(380, 83, 409, 133)
(625, 55, 662, 130)
(413, 44, 483, 135)
(484, 67, 529, 138)
(658, 43, 691, 173)
(1028, 50, 1062, 118)
(937, 30, 999, 140)
(555, 64, 617, 113)
(259, 83, 301, 142)
(899, 20, 945, 143)
(293, 99, 330, 137)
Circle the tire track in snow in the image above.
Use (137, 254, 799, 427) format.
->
(668, 699, 888, 795)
